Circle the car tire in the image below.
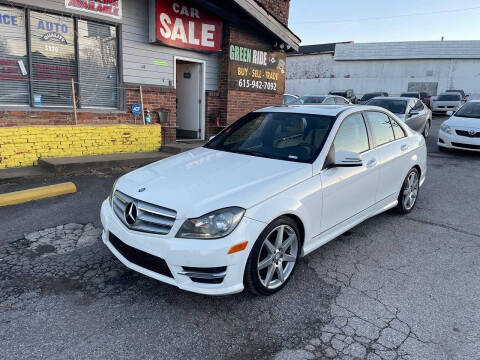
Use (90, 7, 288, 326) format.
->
(244, 216, 300, 296)
(396, 168, 420, 214)
(423, 119, 431, 138)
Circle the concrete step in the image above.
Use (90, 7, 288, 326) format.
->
(0, 167, 51, 184)
(38, 152, 171, 176)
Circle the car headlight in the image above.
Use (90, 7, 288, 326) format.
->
(176, 207, 245, 239)
(109, 178, 119, 206)
(440, 123, 453, 134)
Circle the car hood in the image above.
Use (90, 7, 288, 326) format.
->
(115, 147, 313, 219)
(445, 116, 480, 129)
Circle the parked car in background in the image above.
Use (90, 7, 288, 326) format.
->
(400, 92, 431, 108)
(367, 97, 432, 137)
(438, 100, 480, 152)
(329, 90, 357, 104)
(430, 93, 465, 113)
(358, 92, 388, 105)
(293, 95, 351, 105)
(445, 90, 467, 101)
(101, 105, 427, 296)
(283, 94, 299, 104)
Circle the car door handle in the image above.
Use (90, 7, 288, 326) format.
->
(401, 144, 408, 152)
(366, 159, 377, 168)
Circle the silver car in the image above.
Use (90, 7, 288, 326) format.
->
(293, 95, 351, 105)
(431, 93, 465, 113)
(366, 97, 432, 137)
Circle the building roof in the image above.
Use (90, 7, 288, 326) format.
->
(232, 0, 301, 51)
(334, 40, 480, 60)
(292, 42, 352, 56)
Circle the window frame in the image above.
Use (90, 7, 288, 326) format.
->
(0, 2, 123, 110)
(364, 110, 406, 148)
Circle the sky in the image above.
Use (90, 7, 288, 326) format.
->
(289, 0, 480, 45)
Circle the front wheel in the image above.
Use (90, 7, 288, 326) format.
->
(396, 168, 420, 214)
(244, 217, 300, 296)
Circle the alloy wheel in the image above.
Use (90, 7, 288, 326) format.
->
(403, 171, 419, 211)
(424, 120, 431, 137)
(257, 225, 298, 290)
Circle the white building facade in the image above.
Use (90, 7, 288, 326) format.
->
(286, 41, 480, 98)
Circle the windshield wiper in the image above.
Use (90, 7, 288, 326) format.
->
(233, 150, 279, 159)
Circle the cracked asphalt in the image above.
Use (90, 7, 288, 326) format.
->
(1, 116, 479, 360)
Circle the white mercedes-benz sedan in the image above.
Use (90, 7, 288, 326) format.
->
(100, 105, 427, 296)
(438, 100, 480, 152)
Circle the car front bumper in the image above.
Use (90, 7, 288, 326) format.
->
(100, 199, 266, 295)
(437, 130, 480, 152)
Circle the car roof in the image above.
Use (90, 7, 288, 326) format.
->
(255, 104, 356, 117)
(370, 96, 410, 101)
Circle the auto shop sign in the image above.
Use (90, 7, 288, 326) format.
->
(65, 0, 122, 19)
(154, 0, 222, 52)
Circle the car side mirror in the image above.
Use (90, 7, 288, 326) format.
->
(333, 150, 363, 167)
(446, 111, 454, 116)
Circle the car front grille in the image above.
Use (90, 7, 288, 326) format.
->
(455, 130, 480, 138)
(109, 232, 173, 278)
(451, 142, 480, 150)
(112, 190, 177, 235)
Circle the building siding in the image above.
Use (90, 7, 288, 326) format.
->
(287, 53, 480, 97)
(122, 0, 219, 90)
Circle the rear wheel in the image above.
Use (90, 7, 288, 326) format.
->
(423, 119, 431, 138)
(396, 168, 420, 214)
(244, 217, 300, 296)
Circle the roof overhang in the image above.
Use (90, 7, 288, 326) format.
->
(232, 0, 301, 51)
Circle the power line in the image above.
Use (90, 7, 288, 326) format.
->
(290, 5, 480, 25)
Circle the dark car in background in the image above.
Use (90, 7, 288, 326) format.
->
(445, 90, 467, 101)
(400, 92, 431, 108)
(329, 89, 357, 104)
(358, 92, 388, 104)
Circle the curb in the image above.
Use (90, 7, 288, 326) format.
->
(0, 182, 77, 207)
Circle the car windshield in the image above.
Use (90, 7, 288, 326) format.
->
(401, 93, 419, 98)
(361, 93, 381, 101)
(454, 102, 480, 118)
(367, 99, 408, 114)
(293, 96, 327, 104)
(437, 94, 461, 101)
(205, 112, 336, 163)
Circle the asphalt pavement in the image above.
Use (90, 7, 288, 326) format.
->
(0, 116, 479, 360)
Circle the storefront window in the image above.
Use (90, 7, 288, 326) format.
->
(77, 20, 118, 108)
(29, 11, 76, 107)
(0, 5, 29, 105)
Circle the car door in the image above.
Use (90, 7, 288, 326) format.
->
(364, 111, 410, 202)
(405, 100, 424, 132)
(320, 112, 379, 232)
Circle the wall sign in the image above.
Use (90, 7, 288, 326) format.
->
(65, 0, 122, 20)
(131, 103, 142, 116)
(228, 44, 286, 94)
(153, 0, 222, 52)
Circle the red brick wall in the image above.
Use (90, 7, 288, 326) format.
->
(0, 85, 177, 143)
(255, 0, 290, 26)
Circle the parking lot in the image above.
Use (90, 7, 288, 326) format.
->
(0, 115, 479, 360)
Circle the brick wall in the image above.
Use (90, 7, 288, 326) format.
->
(0, 125, 161, 169)
(0, 85, 175, 142)
(255, 0, 290, 26)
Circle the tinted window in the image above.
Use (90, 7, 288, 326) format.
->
(206, 112, 335, 163)
(391, 118, 406, 139)
(437, 94, 461, 101)
(334, 113, 369, 154)
(367, 112, 395, 146)
(323, 97, 335, 104)
(367, 99, 408, 114)
(294, 96, 326, 104)
(413, 100, 424, 110)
